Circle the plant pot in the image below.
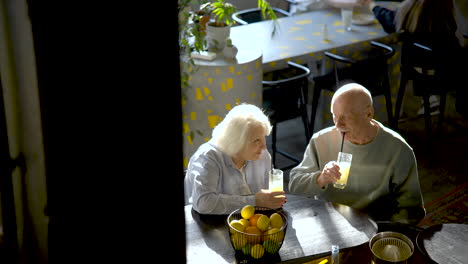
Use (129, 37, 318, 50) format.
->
(206, 23, 231, 52)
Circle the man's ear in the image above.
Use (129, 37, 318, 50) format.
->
(367, 105, 374, 119)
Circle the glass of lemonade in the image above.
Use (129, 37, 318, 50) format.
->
(333, 152, 352, 189)
(269, 168, 283, 192)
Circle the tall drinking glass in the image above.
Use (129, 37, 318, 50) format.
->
(341, 8, 353, 31)
(269, 168, 283, 192)
(333, 152, 352, 189)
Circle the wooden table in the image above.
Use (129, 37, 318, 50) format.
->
(185, 194, 378, 263)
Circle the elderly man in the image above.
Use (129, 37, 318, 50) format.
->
(289, 83, 425, 224)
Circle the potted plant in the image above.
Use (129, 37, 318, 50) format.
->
(178, 0, 278, 55)
(203, 0, 237, 51)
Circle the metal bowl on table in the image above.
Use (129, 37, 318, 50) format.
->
(369, 231, 414, 264)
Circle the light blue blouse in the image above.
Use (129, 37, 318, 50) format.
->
(184, 140, 272, 214)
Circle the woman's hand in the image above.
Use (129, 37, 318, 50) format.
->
(255, 189, 287, 209)
(316, 161, 341, 188)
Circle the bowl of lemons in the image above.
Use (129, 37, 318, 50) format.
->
(227, 205, 288, 261)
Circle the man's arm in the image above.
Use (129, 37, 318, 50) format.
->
(288, 142, 327, 196)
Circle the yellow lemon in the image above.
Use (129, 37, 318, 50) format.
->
(230, 220, 245, 233)
(266, 227, 284, 243)
(241, 205, 255, 219)
(231, 232, 247, 250)
(256, 214, 270, 232)
(239, 218, 250, 228)
(251, 244, 265, 259)
(270, 212, 284, 228)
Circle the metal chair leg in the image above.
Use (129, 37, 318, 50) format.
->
(422, 93, 432, 139)
(394, 71, 408, 129)
(309, 84, 322, 135)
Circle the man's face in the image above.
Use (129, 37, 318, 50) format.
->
(332, 95, 370, 136)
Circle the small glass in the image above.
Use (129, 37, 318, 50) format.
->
(269, 168, 283, 192)
(341, 8, 353, 31)
(331, 244, 340, 264)
(333, 152, 352, 189)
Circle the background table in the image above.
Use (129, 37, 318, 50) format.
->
(185, 194, 377, 263)
(229, 2, 401, 72)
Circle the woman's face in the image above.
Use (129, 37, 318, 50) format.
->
(238, 124, 267, 161)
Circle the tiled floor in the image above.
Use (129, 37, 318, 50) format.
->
(266, 90, 468, 210)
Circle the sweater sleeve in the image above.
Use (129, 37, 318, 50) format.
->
(372, 6, 397, 34)
(188, 154, 256, 215)
(390, 146, 426, 224)
(288, 141, 328, 196)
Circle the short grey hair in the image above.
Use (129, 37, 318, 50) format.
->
(212, 103, 272, 157)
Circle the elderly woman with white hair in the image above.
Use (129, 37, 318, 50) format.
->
(184, 103, 287, 215)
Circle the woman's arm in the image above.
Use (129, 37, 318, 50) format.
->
(188, 155, 256, 214)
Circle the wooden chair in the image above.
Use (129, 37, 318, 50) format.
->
(455, 34, 468, 118)
(394, 41, 457, 139)
(310, 41, 396, 134)
(263, 61, 311, 170)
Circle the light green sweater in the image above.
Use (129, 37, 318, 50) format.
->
(289, 120, 425, 224)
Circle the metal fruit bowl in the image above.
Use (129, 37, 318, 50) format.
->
(227, 206, 288, 261)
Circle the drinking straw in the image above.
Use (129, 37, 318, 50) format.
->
(340, 132, 345, 152)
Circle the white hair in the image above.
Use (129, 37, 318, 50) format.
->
(212, 103, 272, 157)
